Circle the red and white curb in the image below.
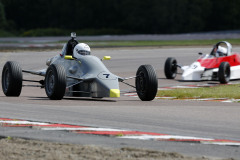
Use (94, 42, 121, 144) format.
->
(1, 118, 240, 146)
(124, 83, 240, 103)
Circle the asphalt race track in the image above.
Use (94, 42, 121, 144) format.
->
(0, 46, 240, 159)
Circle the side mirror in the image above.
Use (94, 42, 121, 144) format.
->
(65, 55, 74, 60)
(102, 56, 111, 61)
(198, 52, 203, 55)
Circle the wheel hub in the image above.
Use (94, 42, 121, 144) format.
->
(3, 68, 9, 91)
(46, 71, 55, 93)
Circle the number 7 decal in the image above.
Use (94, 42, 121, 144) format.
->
(103, 74, 110, 78)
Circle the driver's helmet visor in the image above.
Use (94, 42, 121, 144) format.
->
(77, 50, 90, 55)
(217, 51, 224, 54)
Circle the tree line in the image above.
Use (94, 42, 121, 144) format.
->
(1, 0, 240, 36)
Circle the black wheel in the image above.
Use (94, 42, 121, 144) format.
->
(135, 65, 158, 101)
(2, 61, 22, 96)
(45, 64, 66, 100)
(164, 57, 177, 79)
(218, 62, 230, 84)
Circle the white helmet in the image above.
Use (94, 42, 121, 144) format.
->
(73, 43, 91, 58)
(217, 46, 227, 55)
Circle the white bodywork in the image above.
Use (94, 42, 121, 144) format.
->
(181, 60, 240, 81)
(181, 62, 205, 81)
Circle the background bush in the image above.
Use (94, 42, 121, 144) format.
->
(1, 0, 240, 36)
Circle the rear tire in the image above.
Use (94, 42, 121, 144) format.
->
(45, 64, 66, 100)
(2, 61, 22, 96)
(135, 65, 158, 101)
(218, 62, 230, 84)
(164, 57, 177, 79)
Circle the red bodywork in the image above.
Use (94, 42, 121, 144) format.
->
(197, 53, 240, 69)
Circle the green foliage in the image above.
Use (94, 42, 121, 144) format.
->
(0, 29, 14, 37)
(1, 0, 240, 35)
(76, 28, 132, 35)
(0, 1, 6, 29)
(21, 28, 131, 37)
(21, 28, 69, 37)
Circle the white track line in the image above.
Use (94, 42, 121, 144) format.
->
(118, 135, 214, 141)
(41, 127, 127, 131)
(0, 120, 49, 125)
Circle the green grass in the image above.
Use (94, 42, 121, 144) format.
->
(157, 84, 240, 99)
(56, 39, 240, 47)
(74, 39, 240, 47)
(2, 35, 240, 47)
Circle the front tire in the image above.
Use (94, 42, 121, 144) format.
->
(45, 64, 66, 100)
(135, 65, 158, 101)
(164, 57, 177, 79)
(218, 62, 230, 84)
(2, 61, 22, 96)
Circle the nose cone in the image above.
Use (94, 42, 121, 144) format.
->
(182, 62, 204, 81)
(110, 89, 120, 97)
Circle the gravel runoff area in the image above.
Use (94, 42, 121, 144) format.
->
(0, 137, 235, 160)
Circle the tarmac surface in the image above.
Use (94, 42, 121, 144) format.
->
(0, 46, 240, 159)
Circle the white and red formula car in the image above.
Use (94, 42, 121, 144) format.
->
(164, 41, 240, 84)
